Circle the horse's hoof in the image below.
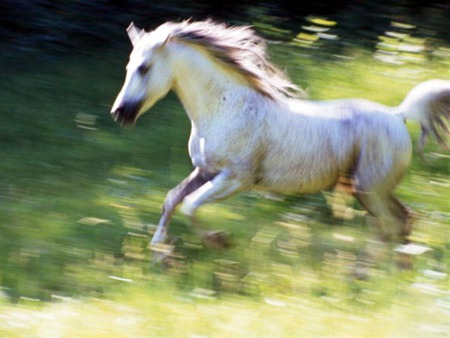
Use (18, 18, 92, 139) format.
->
(149, 242, 175, 265)
(151, 252, 167, 265)
(202, 230, 234, 250)
(352, 265, 371, 281)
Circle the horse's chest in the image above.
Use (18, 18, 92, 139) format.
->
(188, 123, 258, 174)
(188, 134, 230, 172)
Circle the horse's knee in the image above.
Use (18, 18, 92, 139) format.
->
(357, 192, 413, 242)
(377, 213, 412, 242)
(389, 197, 414, 241)
(162, 188, 183, 215)
(179, 195, 198, 217)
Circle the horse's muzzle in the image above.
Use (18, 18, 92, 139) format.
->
(111, 102, 141, 126)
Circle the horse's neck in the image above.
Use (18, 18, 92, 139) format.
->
(171, 45, 250, 126)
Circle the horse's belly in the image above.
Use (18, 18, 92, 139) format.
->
(254, 165, 340, 194)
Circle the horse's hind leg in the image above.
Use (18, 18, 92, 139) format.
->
(386, 195, 414, 240)
(354, 190, 414, 276)
(356, 191, 412, 242)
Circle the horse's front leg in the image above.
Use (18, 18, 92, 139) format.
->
(151, 168, 211, 249)
(179, 169, 249, 249)
(180, 169, 247, 217)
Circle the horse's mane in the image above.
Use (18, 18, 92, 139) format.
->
(160, 20, 303, 100)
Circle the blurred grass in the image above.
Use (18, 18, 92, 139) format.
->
(0, 275, 449, 337)
(0, 35, 449, 336)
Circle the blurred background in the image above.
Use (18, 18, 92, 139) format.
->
(0, 1, 449, 336)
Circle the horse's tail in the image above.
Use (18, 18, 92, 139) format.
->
(398, 79, 450, 156)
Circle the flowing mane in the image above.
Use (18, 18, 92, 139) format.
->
(159, 20, 303, 100)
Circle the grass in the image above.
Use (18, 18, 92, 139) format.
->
(0, 41, 449, 336)
(0, 276, 449, 337)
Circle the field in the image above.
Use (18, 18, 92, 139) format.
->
(0, 35, 449, 337)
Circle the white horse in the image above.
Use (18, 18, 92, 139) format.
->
(111, 20, 449, 256)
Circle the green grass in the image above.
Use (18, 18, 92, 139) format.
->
(1, 276, 449, 337)
(0, 43, 449, 336)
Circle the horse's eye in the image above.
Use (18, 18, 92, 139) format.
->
(137, 64, 150, 76)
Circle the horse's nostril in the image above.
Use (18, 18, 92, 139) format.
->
(112, 107, 123, 121)
(111, 101, 140, 125)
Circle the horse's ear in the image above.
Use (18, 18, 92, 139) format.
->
(127, 22, 143, 47)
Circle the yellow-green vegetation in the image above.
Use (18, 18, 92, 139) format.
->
(0, 271, 449, 337)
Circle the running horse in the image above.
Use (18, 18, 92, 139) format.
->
(111, 20, 449, 259)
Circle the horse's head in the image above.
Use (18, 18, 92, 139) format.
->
(111, 22, 173, 125)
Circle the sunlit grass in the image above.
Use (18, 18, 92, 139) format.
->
(1, 276, 449, 337)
